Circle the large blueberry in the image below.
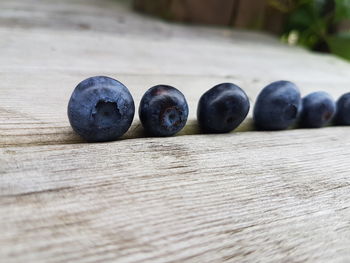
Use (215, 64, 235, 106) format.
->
(197, 83, 250, 133)
(68, 76, 135, 142)
(334, 92, 350, 125)
(253, 80, 301, 130)
(299, 91, 336, 128)
(139, 85, 188, 136)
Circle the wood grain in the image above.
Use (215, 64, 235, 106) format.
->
(1, 0, 350, 262)
(1, 129, 350, 263)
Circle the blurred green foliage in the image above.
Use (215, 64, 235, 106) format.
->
(269, 0, 350, 59)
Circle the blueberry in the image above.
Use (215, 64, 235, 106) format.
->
(334, 92, 350, 125)
(197, 83, 250, 133)
(299, 91, 336, 128)
(253, 80, 301, 130)
(139, 85, 188, 136)
(68, 76, 135, 142)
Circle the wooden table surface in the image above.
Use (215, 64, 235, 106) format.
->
(1, 0, 350, 262)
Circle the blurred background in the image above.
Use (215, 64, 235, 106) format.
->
(134, 0, 350, 60)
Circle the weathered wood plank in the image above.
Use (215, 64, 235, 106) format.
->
(0, 27, 348, 80)
(1, 129, 350, 262)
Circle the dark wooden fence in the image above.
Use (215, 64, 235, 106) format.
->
(133, 0, 285, 34)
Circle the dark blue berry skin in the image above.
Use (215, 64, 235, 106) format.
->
(139, 85, 188, 137)
(68, 76, 135, 142)
(253, 81, 301, 130)
(334, 92, 350, 125)
(299, 91, 336, 128)
(197, 83, 250, 133)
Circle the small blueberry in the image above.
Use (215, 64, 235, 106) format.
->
(68, 76, 135, 142)
(139, 85, 188, 137)
(334, 92, 350, 125)
(197, 83, 250, 133)
(253, 80, 301, 130)
(299, 91, 336, 128)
